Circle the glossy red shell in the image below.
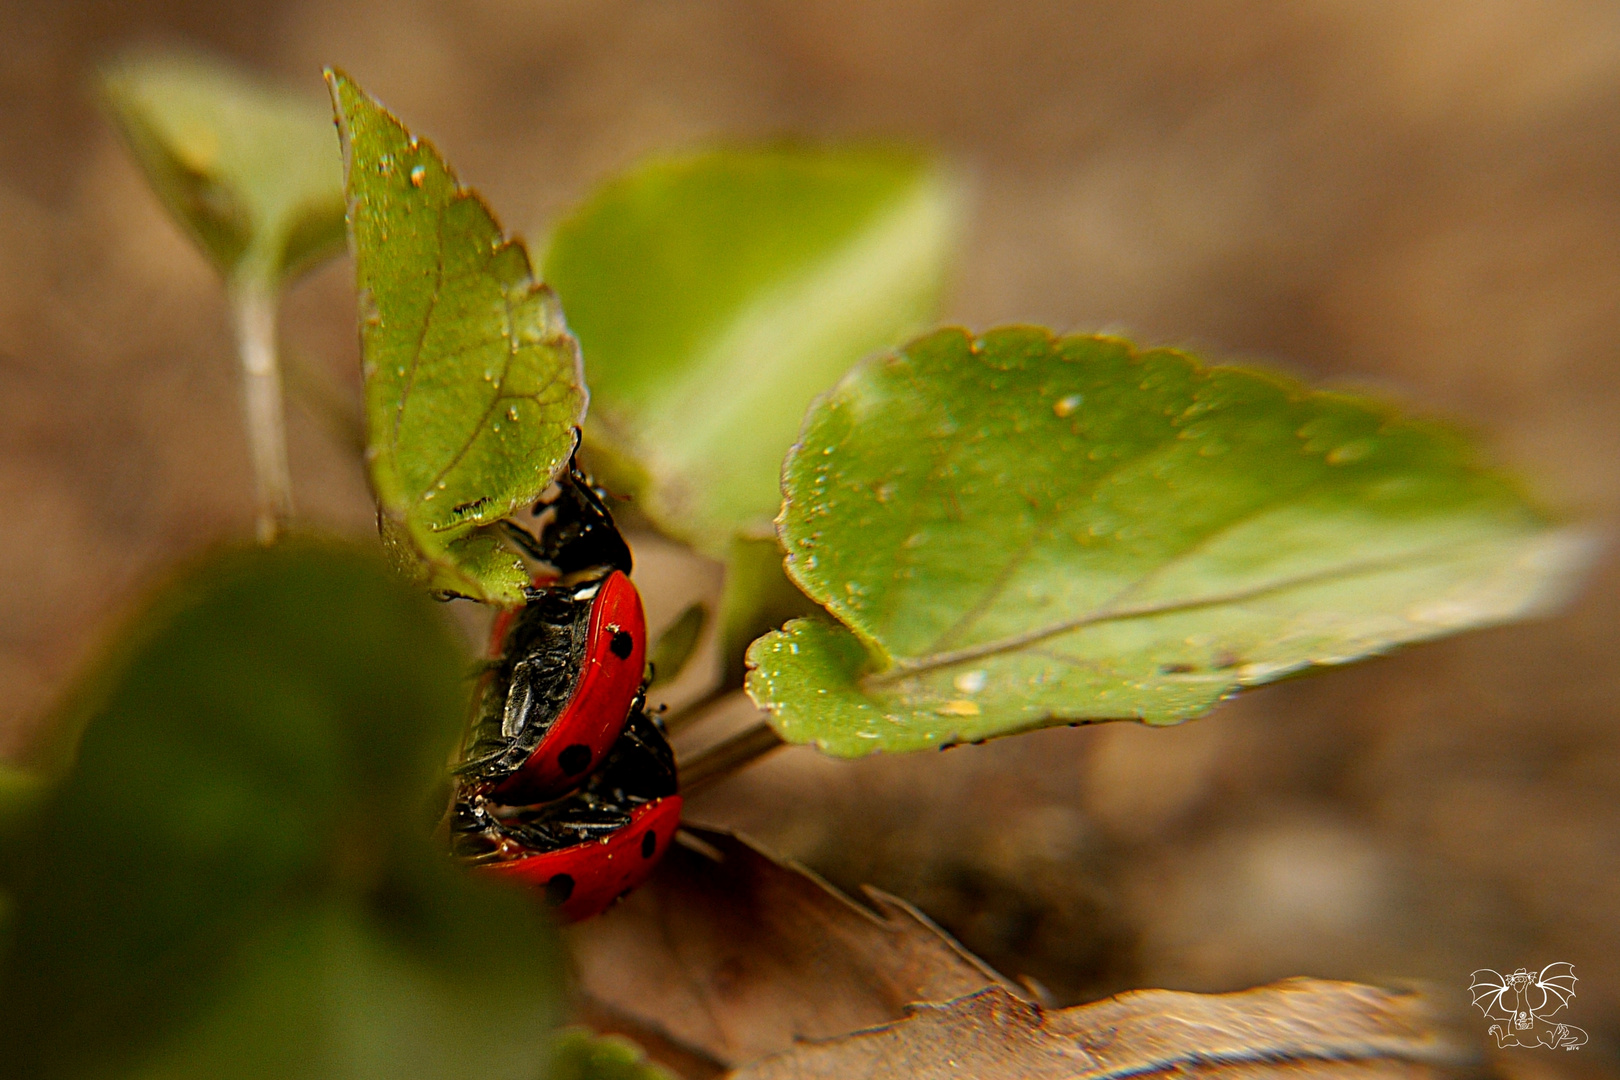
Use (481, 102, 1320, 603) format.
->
(488, 570, 647, 803)
(478, 796, 683, 922)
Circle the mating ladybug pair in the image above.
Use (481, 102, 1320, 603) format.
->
(446, 457, 681, 922)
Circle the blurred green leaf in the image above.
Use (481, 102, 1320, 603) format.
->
(747, 327, 1592, 756)
(546, 1029, 676, 1080)
(0, 762, 47, 837)
(329, 70, 587, 604)
(0, 542, 561, 1079)
(719, 533, 820, 689)
(543, 145, 960, 555)
(647, 602, 708, 689)
(101, 49, 345, 287)
(0, 763, 37, 956)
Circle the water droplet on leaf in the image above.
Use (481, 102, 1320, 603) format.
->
(953, 670, 988, 694)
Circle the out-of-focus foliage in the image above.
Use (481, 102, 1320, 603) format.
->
(545, 146, 959, 551)
(0, 762, 46, 835)
(100, 49, 345, 288)
(748, 327, 1592, 755)
(0, 543, 561, 1080)
(544, 147, 958, 682)
(546, 1029, 677, 1080)
(647, 601, 708, 689)
(329, 70, 587, 605)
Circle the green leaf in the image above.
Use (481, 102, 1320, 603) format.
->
(543, 145, 961, 553)
(0, 762, 47, 836)
(328, 70, 586, 604)
(116, 899, 558, 1080)
(747, 327, 1592, 756)
(546, 1029, 676, 1080)
(647, 602, 708, 689)
(718, 533, 821, 689)
(0, 763, 41, 960)
(101, 49, 346, 287)
(0, 542, 561, 1078)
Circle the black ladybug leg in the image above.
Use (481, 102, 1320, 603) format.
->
(545, 459, 634, 575)
(500, 519, 549, 566)
(510, 445, 633, 577)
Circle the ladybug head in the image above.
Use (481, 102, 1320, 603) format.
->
(504, 456, 632, 578)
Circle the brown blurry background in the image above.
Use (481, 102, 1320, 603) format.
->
(2, 0, 1617, 1073)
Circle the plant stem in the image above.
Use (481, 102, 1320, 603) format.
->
(677, 719, 786, 795)
(661, 685, 740, 736)
(230, 278, 293, 544)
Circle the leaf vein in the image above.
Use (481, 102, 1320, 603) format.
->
(869, 539, 1478, 684)
(920, 406, 1185, 654)
(419, 284, 528, 501)
(393, 198, 448, 450)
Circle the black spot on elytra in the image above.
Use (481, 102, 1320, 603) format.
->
(609, 630, 634, 660)
(1160, 662, 1196, 674)
(641, 831, 657, 858)
(558, 744, 592, 776)
(544, 874, 575, 905)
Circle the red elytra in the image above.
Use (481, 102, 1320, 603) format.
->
(487, 570, 647, 804)
(477, 795, 683, 922)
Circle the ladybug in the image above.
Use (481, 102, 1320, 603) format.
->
(451, 707, 682, 922)
(455, 569, 647, 803)
(446, 452, 680, 921)
(452, 460, 646, 804)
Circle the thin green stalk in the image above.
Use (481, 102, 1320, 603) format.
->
(229, 278, 293, 543)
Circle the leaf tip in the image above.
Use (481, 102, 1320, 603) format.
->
(322, 66, 359, 110)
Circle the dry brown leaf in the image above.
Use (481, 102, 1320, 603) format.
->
(566, 825, 1018, 1069)
(729, 979, 1473, 1080)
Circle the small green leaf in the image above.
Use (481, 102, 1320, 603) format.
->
(0, 543, 560, 1077)
(546, 1028, 676, 1080)
(101, 49, 345, 287)
(648, 602, 708, 689)
(544, 146, 961, 553)
(747, 327, 1592, 756)
(718, 533, 821, 688)
(329, 70, 586, 604)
